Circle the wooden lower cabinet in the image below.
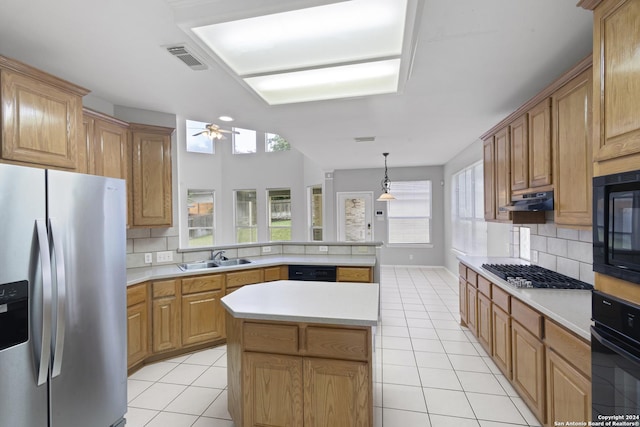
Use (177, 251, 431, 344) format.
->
(264, 266, 287, 282)
(466, 284, 478, 335)
(127, 301, 148, 369)
(243, 352, 304, 427)
(182, 290, 225, 346)
(477, 292, 492, 355)
(152, 296, 181, 353)
(227, 269, 265, 288)
(546, 349, 591, 424)
(491, 304, 512, 379)
(511, 320, 546, 423)
(459, 278, 468, 325)
(337, 267, 372, 283)
(304, 358, 370, 427)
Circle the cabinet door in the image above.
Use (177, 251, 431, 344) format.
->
(181, 290, 225, 346)
(466, 284, 478, 336)
(459, 278, 468, 325)
(152, 296, 181, 353)
(1, 69, 82, 169)
(553, 69, 592, 227)
(492, 304, 511, 379)
(494, 127, 511, 221)
(243, 352, 304, 427)
(91, 116, 128, 179)
(510, 114, 528, 192)
(337, 267, 372, 283)
(477, 292, 492, 355)
(226, 269, 264, 288)
(483, 137, 496, 220)
(546, 349, 591, 424)
(528, 98, 552, 188)
(127, 302, 148, 369)
(303, 358, 370, 427)
(130, 125, 173, 227)
(512, 320, 546, 423)
(264, 266, 286, 282)
(593, 0, 640, 162)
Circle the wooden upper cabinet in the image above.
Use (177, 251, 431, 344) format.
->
(494, 127, 511, 221)
(553, 68, 593, 227)
(528, 99, 552, 188)
(83, 109, 128, 180)
(129, 123, 174, 227)
(483, 137, 496, 221)
(593, 0, 640, 165)
(0, 56, 89, 170)
(510, 114, 528, 192)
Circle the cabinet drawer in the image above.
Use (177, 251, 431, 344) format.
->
(182, 274, 223, 295)
(226, 269, 264, 288)
(466, 270, 478, 287)
(243, 322, 299, 355)
(127, 283, 147, 307)
(545, 320, 591, 378)
(264, 266, 286, 282)
(459, 263, 467, 279)
(492, 285, 510, 313)
(512, 298, 543, 338)
(305, 326, 368, 361)
(478, 276, 491, 296)
(152, 279, 177, 298)
(337, 267, 371, 283)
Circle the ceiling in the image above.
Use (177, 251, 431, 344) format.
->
(0, 0, 593, 170)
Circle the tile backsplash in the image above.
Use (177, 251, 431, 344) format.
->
(515, 223, 594, 285)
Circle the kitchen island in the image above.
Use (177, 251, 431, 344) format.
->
(221, 280, 379, 427)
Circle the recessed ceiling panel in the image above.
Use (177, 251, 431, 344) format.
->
(192, 0, 407, 76)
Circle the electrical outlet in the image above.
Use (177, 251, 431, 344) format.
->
(319, 245, 328, 252)
(262, 246, 272, 253)
(156, 251, 173, 263)
(144, 253, 152, 264)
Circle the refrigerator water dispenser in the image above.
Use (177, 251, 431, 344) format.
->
(0, 280, 28, 351)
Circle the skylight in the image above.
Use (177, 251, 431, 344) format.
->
(190, 0, 411, 105)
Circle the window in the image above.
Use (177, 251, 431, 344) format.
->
(235, 190, 257, 243)
(309, 186, 323, 241)
(452, 161, 487, 255)
(186, 119, 214, 154)
(232, 127, 256, 154)
(187, 189, 215, 247)
(267, 189, 292, 241)
(388, 180, 432, 244)
(265, 133, 291, 152)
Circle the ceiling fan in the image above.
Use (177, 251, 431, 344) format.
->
(192, 123, 239, 140)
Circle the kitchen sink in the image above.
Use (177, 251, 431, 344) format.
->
(178, 261, 219, 271)
(177, 258, 252, 271)
(213, 258, 252, 267)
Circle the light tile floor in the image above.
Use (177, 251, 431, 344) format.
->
(126, 266, 541, 427)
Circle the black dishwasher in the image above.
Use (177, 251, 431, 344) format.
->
(288, 265, 336, 282)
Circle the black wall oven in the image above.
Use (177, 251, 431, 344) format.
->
(593, 169, 640, 285)
(592, 291, 640, 419)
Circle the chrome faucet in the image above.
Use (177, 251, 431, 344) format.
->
(211, 250, 227, 261)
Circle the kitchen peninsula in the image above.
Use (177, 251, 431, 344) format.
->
(221, 280, 379, 427)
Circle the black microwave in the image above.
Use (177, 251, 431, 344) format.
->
(593, 170, 640, 284)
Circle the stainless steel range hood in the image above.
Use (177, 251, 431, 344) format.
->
(502, 190, 554, 212)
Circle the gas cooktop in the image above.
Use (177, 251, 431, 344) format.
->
(481, 264, 594, 290)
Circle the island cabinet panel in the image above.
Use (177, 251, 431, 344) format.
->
(593, 0, 640, 164)
(511, 320, 546, 423)
(304, 358, 370, 427)
(337, 266, 372, 283)
(243, 322, 299, 355)
(305, 327, 368, 361)
(181, 290, 225, 346)
(0, 58, 88, 170)
(552, 68, 593, 227)
(243, 352, 304, 427)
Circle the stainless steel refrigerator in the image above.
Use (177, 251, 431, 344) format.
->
(0, 163, 127, 427)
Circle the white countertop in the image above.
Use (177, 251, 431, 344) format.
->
(458, 256, 592, 341)
(221, 280, 380, 327)
(126, 254, 377, 286)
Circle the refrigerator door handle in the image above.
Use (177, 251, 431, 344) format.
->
(34, 219, 53, 386)
(49, 218, 66, 378)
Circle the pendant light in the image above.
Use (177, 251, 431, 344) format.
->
(377, 152, 396, 201)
